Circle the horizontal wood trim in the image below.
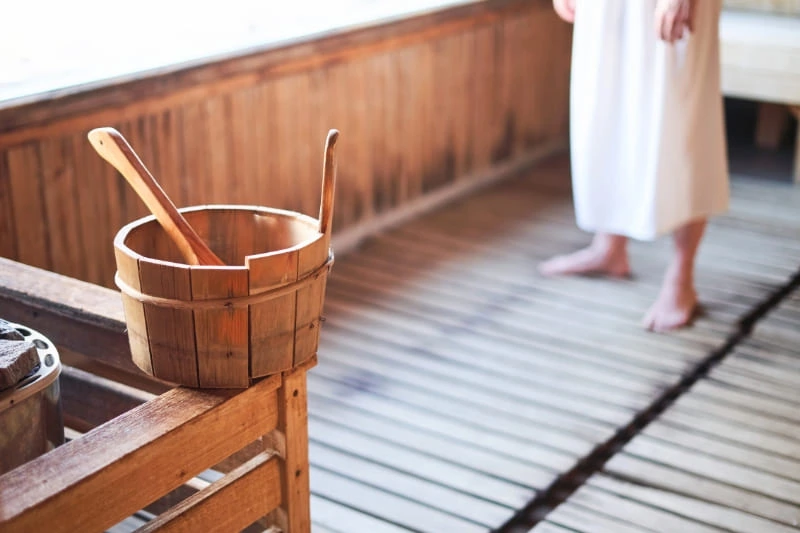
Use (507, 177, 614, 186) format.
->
(0, 373, 281, 533)
(137, 452, 281, 533)
(0, 0, 541, 145)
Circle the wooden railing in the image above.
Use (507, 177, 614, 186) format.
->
(0, 256, 313, 532)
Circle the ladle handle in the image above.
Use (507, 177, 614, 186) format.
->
(319, 129, 339, 238)
(88, 127, 225, 266)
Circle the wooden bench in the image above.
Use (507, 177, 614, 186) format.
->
(719, 6, 800, 182)
(0, 257, 313, 533)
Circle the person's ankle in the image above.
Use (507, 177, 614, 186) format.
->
(667, 260, 694, 287)
(591, 234, 626, 257)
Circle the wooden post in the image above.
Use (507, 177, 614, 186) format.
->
(266, 356, 315, 533)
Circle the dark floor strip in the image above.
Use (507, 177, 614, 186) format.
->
(496, 267, 800, 533)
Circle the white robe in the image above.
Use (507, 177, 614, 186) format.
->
(569, 0, 730, 241)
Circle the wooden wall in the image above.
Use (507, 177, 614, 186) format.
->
(0, 0, 571, 289)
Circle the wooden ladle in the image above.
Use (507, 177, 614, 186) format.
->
(88, 127, 225, 266)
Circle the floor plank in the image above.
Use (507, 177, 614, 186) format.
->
(532, 285, 800, 533)
(310, 155, 800, 530)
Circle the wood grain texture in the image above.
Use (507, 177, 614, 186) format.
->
(0, 374, 281, 533)
(0, 256, 136, 373)
(294, 236, 330, 366)
(0, 0, 544, 138)
(247, 250, 299, 376)
(113, 245, 153, 375)
(306, 156, 800, 531)
(0, 153, 17, 259)
(191, 267, 250, 388)
(138, 260, 198, 386)
(137, 452, 281, 533)
(270, 361, 314, 533)
(0, 0, 571, 291)
(60, 364, 156, 432)
(531, 287, 800, 533)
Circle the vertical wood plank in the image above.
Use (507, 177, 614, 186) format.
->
(471, 25, 494, 171)
(432, 38, 453, 191)
(318, 65, 349, 231)
(308, 71, 328, 218)
(229, 87, 258, 206)
(274, 75, 298, 213)
(491, 22, 511, 163)
(257, 81, 277, 209)
(367, 54, 388, 212)
(73, 131, 115, 286)
(438, 34, 460, 186)
(139, 260, 199, 386)
(506, 18, 525, 156)
(348, 59, 374, 221)
(393, 47, 414, 206)
(548, 13, 572, 138)
(100, 122, 127, 255)
(38, 137, 84, 280)
(171, 106, 191, 208)
(517, 12, 538, 147)
(7, 143, 50, 270)
(380, 52, 401, 208)
(181, 101, 211, 206)
(191, 267, 250, 388)
(0, 152, 18, 259)
(397, 46, 423, 202)
(157, 109, 182, 207)
(205, 95, 234, 204)
(453, 31, 473, 180)
(418, 42, 436, 194)
(115, 120, 148, 223)
(292, 72, 315, 217)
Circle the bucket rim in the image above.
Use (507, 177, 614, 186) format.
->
(114, 204, 325, 269)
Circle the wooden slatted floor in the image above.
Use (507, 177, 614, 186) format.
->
(306, 155, 800, 532)
(532, 287, 800, 533)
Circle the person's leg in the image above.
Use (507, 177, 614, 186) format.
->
(642, 217, 706, 332)
(539, 233, 631, 277)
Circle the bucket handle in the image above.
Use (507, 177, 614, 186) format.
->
(319, 129, 339, 238)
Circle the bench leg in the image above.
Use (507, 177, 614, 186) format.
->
(267, 360, 314, 533)
(755, 102, 790, 150)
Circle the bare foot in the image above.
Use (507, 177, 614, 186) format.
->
(643, 279, 698, 332)
(539, 246, 631, 278)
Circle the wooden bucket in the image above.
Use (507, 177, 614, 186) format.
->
(112, 134, 337, 389)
